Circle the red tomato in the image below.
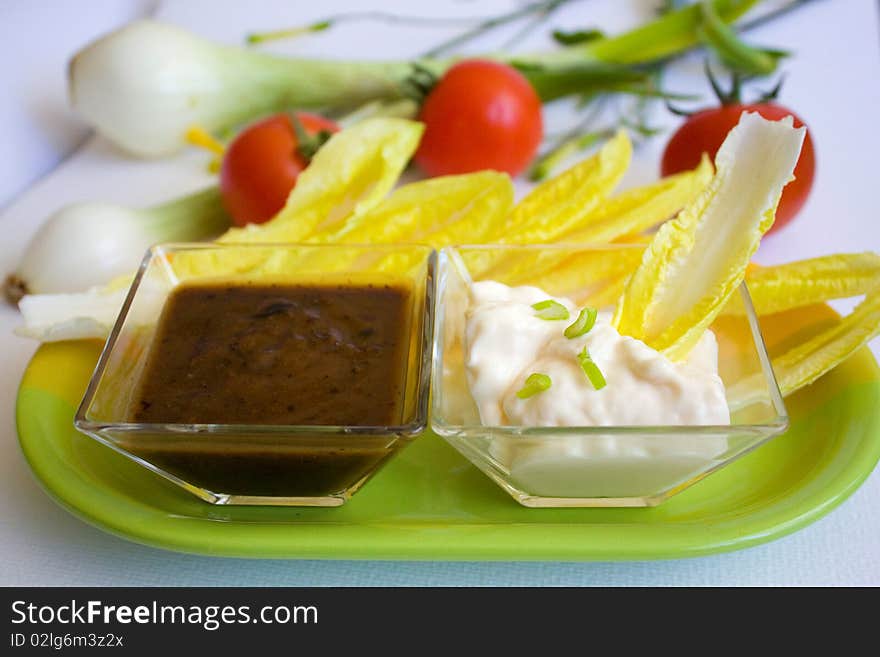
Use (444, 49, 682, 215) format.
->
(414, 59, 543, 177)
(661, 104, 815, 233)
(220, 112, 339, 226)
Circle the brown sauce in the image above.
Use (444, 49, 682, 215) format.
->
(127, 281, 415, 498)
(133, 282, 411, 425)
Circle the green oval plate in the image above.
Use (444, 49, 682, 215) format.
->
(16, 328, 880, 560)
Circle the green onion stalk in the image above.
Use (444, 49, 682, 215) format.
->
(532, 299, 571, 320)
(70, 0, 758, 158)
(565, 307, 598, 338)
(576, 347, 607, 390)
(516, 373, 553, 399)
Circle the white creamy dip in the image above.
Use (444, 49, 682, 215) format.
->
(463, 281, 731, 498)
(465, 281, 730, 428)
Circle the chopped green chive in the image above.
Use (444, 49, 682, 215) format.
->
(531, 299, 570, 321)
(576, 347, 607, 390)
(516, 373, 552, 399)
(564, 306, 598, 339)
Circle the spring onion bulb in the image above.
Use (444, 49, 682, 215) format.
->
(70, 20, 419, 157)
(4, 187, 229, 303)
(69, 5, 759, 158)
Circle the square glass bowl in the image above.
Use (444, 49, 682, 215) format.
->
(430, 244, 789, 507)
(75, 243, 436, 507)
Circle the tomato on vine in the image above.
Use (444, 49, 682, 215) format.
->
(220, 112, 339, 227)
(413, 59, 543, 177)
(661, 70, 815, 234)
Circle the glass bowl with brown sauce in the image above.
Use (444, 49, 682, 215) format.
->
(75, 243, 436, 507)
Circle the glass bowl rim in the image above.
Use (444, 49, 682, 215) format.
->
(429, 243, 789, 436)
(74, 241, 438, 436)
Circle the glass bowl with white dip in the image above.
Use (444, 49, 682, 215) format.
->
(430, 244, 788, 507)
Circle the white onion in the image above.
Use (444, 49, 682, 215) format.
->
(16, 288, 128, 342)
(13, 203, 156, 297)
(70, 20, 414, 157)
(4, 187, 228, 302)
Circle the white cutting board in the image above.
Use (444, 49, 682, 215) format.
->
(1, 0, 879, 585)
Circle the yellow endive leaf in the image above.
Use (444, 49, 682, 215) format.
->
(321, 171, 514, 245)
(476, 233, 647, 285)
(612, 112, 806, 361)
(475, 132, 631, 280)
(724, 252, 880, 315)
(511, 246, 646, 306)
(420, 174, 515, 245)
(218, 118, 423, 244)
(560, 155, 713, 244)
(496, 130, 631, 244)
(728, 292, 880, 406)
(334, 172, 515, 276)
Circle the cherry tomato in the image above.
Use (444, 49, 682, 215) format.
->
(414, 59, 543, 177)
(220, 112, 339, 226)
(661, 104, 815, 233)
